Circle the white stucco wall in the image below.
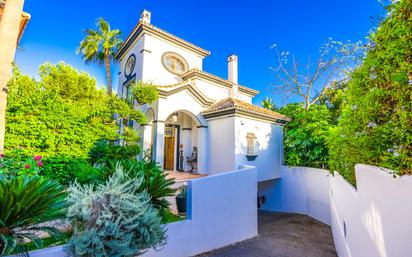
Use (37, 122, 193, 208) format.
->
(193, 79, 231, 101)
(330, 165, 412, 257)
(117, 36, 145, 96)
(258, 164, 412, 257)
(234, 117, 283, 181)
(207, 117, 236, 173)
(142, 165, 258, 257)
(207, 115, 284, 178)
(258, 166, 331, 225)
(141, 34, 203, 85)
(235, 91, 252, 103)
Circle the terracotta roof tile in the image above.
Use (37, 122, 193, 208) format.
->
(203, 97, 291, 123)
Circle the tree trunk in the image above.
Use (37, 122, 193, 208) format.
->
(104, 53, 112, 95)
(304, 98, 310, 111)
(0, 0, 25, 154)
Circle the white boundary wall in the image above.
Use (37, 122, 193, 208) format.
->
(259, 164, 412, 257)
(143, 165, 257, 257)
(258, 166, 331, 225)
(330, 164, 412, 257)
(10, 166, 257, 257)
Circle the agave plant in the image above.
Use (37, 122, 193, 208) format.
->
(0, 175, 68, 256)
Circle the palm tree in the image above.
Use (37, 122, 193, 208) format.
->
(262, 97, 278, 111)
(0, 0, 26, 154)
(78, 18, 122, 95)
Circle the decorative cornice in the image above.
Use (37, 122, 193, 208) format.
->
(115, 20, 210, 60)
(158, 82, 215, 108)
(203, 108, 289, 124)
(180, 69, 259, 97)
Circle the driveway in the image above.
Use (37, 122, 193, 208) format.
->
(198, 211, 337, 257)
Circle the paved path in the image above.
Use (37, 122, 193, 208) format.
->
(198, 211, 337, 257)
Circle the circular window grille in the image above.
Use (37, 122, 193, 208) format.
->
(162, 52, 188, 75)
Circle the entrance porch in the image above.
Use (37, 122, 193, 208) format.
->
(141, 110, 208, 174)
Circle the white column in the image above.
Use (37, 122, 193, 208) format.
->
(141, 124, 153, 159)
(152, 121, 165, 169)
(180, 115, 192, 171)
(197, 126, 208, 174)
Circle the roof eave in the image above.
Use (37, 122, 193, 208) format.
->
(181, 69, 259, 97)
(115, 22, 210, 60)
(203, 108, 290, 125)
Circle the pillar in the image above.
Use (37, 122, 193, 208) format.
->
(181, 115, 192, 171)
(197, 126, 208, 174)
(152, 121, 165, 169)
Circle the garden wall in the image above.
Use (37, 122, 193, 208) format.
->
(330, 164, 412, 257)
(143, 164, 258, 257)
(258, 166, 331, 225)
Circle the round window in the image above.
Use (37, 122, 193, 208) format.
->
(124, 54, 136, 77)
(162, 52, 188, 75)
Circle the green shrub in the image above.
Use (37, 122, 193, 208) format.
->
(88, 140, 140, 166)
(41, 156, 104, 186)
(67, 165, 166, 257)
(280, 103, 334, 169)
(131, 81, 159, 105)
(0, 175, 68, 255)
(328, 1, 412, 184)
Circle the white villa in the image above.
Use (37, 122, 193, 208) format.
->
(116, 10, 290, 181)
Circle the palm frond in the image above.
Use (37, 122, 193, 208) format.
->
(97, 17, 110, 34)
(0, 175, 69, 255)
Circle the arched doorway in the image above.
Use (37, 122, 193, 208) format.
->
(163, 110, 203, 172)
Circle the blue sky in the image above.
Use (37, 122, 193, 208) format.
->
(16, 0, 383, 106)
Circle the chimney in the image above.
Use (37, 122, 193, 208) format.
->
(140, 9, 151, 24)
(228, 54, 238, 97)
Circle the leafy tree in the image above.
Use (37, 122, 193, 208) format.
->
(279, 103, 333, 169)
(5, 63, 143, 159)
(0, 175, 68, 255)
(328, 0, 412, 184)
(261, 97, 278, 111)
(78, 18, 122, 95)
(67, 165, 166, 257)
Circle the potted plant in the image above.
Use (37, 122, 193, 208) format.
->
(175, 185, 187, 215)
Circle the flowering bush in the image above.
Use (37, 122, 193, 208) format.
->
(0, 149, 44, 177)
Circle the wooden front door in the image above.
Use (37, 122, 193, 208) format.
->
(164, 136, 175, 170)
